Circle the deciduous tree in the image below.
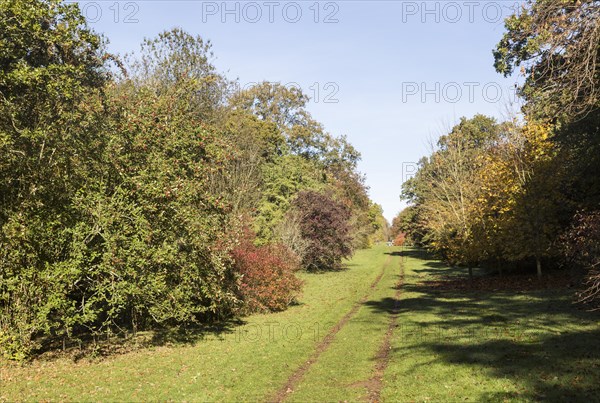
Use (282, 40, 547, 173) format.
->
(292, 191, 353, 271)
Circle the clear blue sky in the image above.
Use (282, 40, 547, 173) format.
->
(78, 0, 524, 222)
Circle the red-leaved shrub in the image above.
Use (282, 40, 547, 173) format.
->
(231, 230, 303, 314)
(393, 232, 406, 246)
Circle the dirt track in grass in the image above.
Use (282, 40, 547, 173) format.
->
(270, 255, 393, 403)
(364, 264, 404, 402)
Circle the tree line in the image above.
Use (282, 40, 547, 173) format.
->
(392, 0, 600, 305)
(0, 0, 388, 359)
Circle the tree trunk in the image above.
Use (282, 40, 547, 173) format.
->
(536, 256, 542, 279)
(468, 266, 473, 281)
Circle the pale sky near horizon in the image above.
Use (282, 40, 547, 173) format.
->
(77, 0, 525, 222)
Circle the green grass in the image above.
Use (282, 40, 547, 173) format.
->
(287, 251, 400, 401)
(2, 246, 599, 402)
(0, 245, 394, 401)
(381, 248, 600, 402)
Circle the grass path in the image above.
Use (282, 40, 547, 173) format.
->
(2, 246, 600, 401)
(366, 261, 404, 401)
(282, 251, 403, 402)
(270, 253, 394, 402)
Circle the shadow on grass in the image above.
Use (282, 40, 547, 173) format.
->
(385, 249, 465, 273)
(149, 319, 244, 346)
(38, 318, 244, 362)
(425, 329, 600, 401)
(365, 248, 600, 401)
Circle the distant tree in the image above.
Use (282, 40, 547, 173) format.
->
(229, 82, 372, 247)
(292, 191, 353, 271)
(393, 232, 406, 247)
(401, 115, 501, 277)
(366, 203, 390, 245)
(326, 164, 373, 249)
(391, 206, 423, 245)
(229, 81, 332, 159)
(128, 27, 229, 121)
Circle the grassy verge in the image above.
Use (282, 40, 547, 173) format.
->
(0, 245, 393, 401)
(382, 248, 600, 401)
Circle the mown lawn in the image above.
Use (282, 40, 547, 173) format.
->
(2, 246, 599, 402)
(286, 248, 402, 402)
(381, 248, 600, 402)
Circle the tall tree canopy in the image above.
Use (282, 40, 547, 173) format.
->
(494, 0, 600, 121)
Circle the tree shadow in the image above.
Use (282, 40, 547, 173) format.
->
(305, 265, 351, 273)
(386, 249, 470, 273)
(416, 329, 600, 401)
(384, 251, 404, 256)
(38, 318, 243, 362)
(148, 319, 243, 346)
(364, 248, 600, 400)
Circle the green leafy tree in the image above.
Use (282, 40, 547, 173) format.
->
(228, 82, 324, 156)
(208, 110, 284, 215)
(401, 115, 501, 276)
(79, 78, 238, 327)
(229, 82, 372, 247)
(494, 0, 600, 121)
(391, 206, 423, 246)
(0, 0, 109, 358)
(367, 203, 390, 245)
(0, 7, 378, 358)
(255, 154, 325, 242)
(128, 27, 229, 122)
